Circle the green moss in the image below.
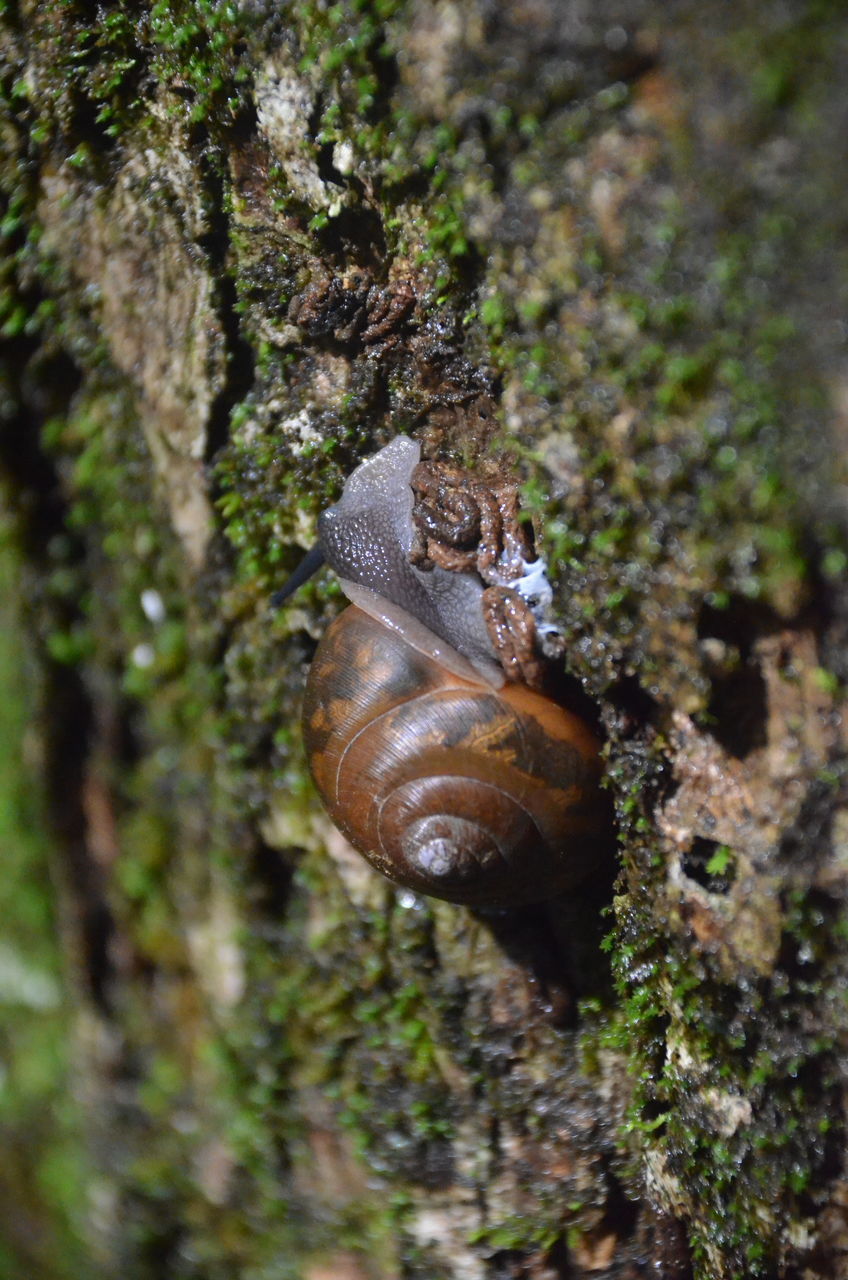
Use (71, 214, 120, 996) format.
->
(0, 516, 90, 1278)
(605, 859, 845, 1277)
(585, 26, 848, 1262)
(5, 0, 255, 156)
(148, 0, 251, 124)
(1, 0, 846, 1273)
(469, 1216, 560, 1253)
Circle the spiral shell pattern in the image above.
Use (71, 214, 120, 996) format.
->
(303, 607, 608, 906)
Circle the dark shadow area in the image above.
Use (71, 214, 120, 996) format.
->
(603, 672, 661, 739)
(681, 835, 737, 894)
(697, 595, 778, 758)
(472, 833, 618, 1027)
(0, 339, 119, 1013)
(246, 837, 297, 926)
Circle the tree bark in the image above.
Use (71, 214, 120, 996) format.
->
(1, 2, 846, 1277)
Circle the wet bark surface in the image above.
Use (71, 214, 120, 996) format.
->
(0, 2, 846, 1277)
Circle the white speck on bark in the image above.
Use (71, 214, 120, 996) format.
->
(255, 59, 347, 215)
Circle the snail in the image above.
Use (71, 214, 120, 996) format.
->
(277, 436, 609, 907)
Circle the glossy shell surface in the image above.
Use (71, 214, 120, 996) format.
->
(302, 606, 608, 906)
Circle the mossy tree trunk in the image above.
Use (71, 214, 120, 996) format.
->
(1, 2, 847, 1277)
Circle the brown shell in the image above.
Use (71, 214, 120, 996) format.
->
(302, 606, 609, 906)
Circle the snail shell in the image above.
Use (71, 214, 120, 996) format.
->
(302, 605, 607, 907)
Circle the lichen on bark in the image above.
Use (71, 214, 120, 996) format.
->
(0, 2, 847, 1278)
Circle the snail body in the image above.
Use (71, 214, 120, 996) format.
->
(279, 435, 612, 906)
(315, 435, 504, 687)
(303, 604, 606, 906)
(277, 436, 608, 906)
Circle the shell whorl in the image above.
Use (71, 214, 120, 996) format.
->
(302, 606, 607, 906)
